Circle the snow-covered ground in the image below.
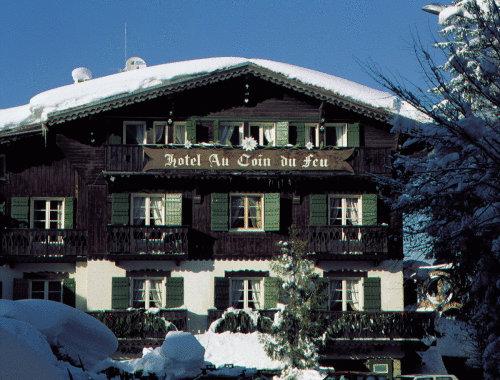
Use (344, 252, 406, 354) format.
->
(0, 57, 424, 132)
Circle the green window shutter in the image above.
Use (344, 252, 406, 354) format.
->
(362, 194, 377, 225)
(363, 277, 381, 311)
(13, 278, 29, 300)
(346, 123, 360, 147)
(11, 197, 29, 226)
(264, 193, 280, 232)
(295, 123, 305, 147)
(64, 197, 74, 229)
(275, 121, 289, 146)
(309, 194, 327, 226)
(165, 277, 184, 308)
(62, 278, 76, 307)
(165, 193, 182, 226)
(111, 193, 129, 225)
(316, 278, 330, 311)
(212, 120, 219, 143)
(211, 193, 228, 231)
(263, 277, 280, 309)
(0, 202, 5, 215)
(111, 277, 130, 309)
(214, 277, 230, 310)
(186, 119, 196, 142)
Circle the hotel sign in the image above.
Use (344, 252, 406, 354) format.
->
(143, 148, 354, 172)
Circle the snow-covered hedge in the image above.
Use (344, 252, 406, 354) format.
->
(209, 308, 273, 333)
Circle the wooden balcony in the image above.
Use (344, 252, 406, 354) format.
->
(305, 226, 389, 259)
(107, 226, 189, 257)
(104, 145, 393, 175)
(0, 228, 87, 258)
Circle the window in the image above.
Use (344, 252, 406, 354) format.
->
(123, 121, 147, 144)
(329, 278, 363, 311)
(0, 154, 6, 179)
(230, 278, 262, 309)
(305, 124, 320, 147)
(31, 198, 64, 229)
(131, 194, 166, 226)
(146, 121, 186, 144)
(218, 122, 244, 145)
(328, 196, 361, 226)
(372, 363, 389, 374)
(247, 123, 275, 146)
(30, 280, 62, 302)
(131, 278, 163, 309)
(230, 194, 264, 230)
(324, 124, 347, 147)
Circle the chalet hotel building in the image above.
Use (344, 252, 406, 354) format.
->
(0, 58, 433, 378)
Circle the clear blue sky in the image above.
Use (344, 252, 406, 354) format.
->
(0, 1, 441, 109)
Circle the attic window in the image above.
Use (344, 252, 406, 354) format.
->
(0, 155, 5, 180)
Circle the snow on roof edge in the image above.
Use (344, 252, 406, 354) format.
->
(0, 57, 425, 133)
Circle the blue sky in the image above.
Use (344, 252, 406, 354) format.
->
(0, 1, 441, 109)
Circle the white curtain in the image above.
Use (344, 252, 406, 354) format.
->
(231, 279, 244, 307)
(155, 124, 165, 144)
(335, 125, 346, 147)
(149, 280, 163, 307)
(346, 198, 360, 225)
(219, 125, 236, 145)
(173, 125, 185, 144)
(263, 126, 275, 145)
(250, 280, 261, 309)
(347, 280, 360, 311)
(150, 197, 164, 226)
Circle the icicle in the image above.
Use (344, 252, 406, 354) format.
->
(42, 123, 48, 147)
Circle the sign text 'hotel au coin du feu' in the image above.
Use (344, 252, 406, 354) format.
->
(143, 148, 355, 172)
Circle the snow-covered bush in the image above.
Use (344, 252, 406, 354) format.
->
(209, 307, 273, 333)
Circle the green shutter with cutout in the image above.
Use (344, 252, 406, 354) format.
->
(111, 193, 129, 225)
(263, 277, 280, 309)
(295, 123, 305, 147)
(111, 277, 130, 309)
(364, 277, 381, 311)
(214, 277, 230, 310)
(10, 197, 29, 226)
(347, 123, 360, 147)
(211, 193, 228, 231)
(64, 197, 74, 229)
(0, 202, 5, 215)
(212, 120, 219, 143)
(63, 278, 76, 307)
(165, 193, 182, 226)
(309, 194, 327, 226)
(264, 193, 280, 232)
(275, 121, 289, 146)
(362, 194, 377, 225)
(186, 119, 196, 143)
(165, 277, 184, 308)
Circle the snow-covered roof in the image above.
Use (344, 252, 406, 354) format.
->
(0, 57, 423, 134)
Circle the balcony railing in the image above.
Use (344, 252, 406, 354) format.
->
(107, 226, 189, 256)
(321, 311, 434, 340)
(1, 228, 87, 257)
(305, 226, 388, 258)
(88, 309, 188, 338)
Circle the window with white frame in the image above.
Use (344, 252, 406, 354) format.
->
(131, 278, 163, 309)
(230, 278, 263, 309)
(329, 278, 363, 311)
(218, 122, 244, 145)
(230, 194, 264, 230)
(324, 124, 347, 147)
(305, 123, 320, 147)
(123, 121, 147, 144)
(147, 121, 186, 145)
(31, 198, 64, 229)
(131, 194, 166, 226)
(247, 123, 275, 146)
(30, 280, 62, 302)
(328, 195, 361, 226)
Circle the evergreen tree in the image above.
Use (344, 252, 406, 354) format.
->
(262, 227, 326, 376)
(371, 1, 499, 377)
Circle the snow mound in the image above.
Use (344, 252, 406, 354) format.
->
(0, 57, 424, 131)
(418, 347, 448, 375)
(0, 299, 117, 368)
(197, 331, 283, 371)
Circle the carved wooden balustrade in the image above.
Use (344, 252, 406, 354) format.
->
(1, 228, 87, 257)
